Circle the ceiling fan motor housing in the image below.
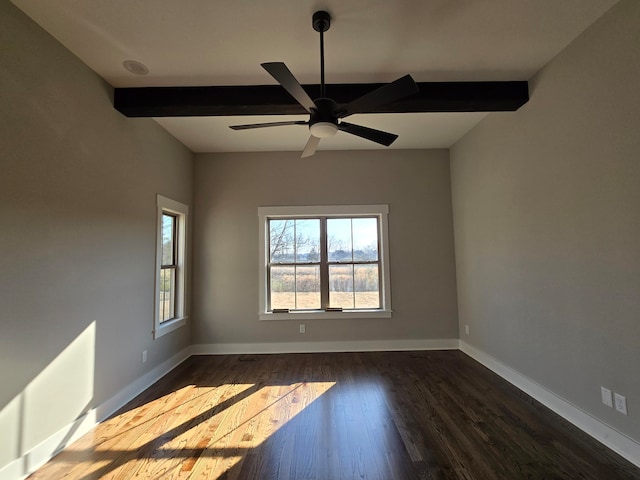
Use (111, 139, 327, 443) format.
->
(309, 98, 339, 137)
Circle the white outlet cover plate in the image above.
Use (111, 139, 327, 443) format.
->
(601, 387, 613, 407)
(614, 393, 628, 415)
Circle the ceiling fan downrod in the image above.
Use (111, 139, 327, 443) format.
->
(313, 11, 331, 98)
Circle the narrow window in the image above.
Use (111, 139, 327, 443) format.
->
(160, 213, 178, 322)
(154, 195, 189, 338)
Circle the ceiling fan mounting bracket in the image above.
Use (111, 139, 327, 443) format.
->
(312, 11, 331, 33)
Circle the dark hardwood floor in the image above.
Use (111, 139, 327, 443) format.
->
(29, 351, 640, 479)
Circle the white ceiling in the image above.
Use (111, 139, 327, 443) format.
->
(11, 0, 619, 154)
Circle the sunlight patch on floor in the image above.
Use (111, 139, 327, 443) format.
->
(27, 380, 337, 479)
(125, 381, 336, 478)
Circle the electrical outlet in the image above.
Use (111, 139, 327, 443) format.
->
(142, 350, 147, 363)
(601, 387, 613, 408)
(299, 324, 305, 334)
(614, 393, 627, 415)
(465, 325, 470, 335)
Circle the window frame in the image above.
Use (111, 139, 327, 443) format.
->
(258, 205, 392, 321)
(154, 195, 189, 338)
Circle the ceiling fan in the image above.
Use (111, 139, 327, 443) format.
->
(229, 11, 419, 158)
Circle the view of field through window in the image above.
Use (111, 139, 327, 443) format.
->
(269, 217, 380, 310)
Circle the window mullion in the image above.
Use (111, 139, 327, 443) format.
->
(320, 217, 329, 310)
(294, 265, 298, 310)
(350, 219, 355, 308)
(266, 222, 272, 311)
(376, 217, 383, 309)
(293, 221, 297, 310)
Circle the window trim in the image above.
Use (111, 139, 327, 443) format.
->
(258, 205, 392, 321)
(154, 195, 189, 338)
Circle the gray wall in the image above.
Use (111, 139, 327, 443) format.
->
(192, 150, 459, 345)
(450, 0, 640, 441)
(0, 1, 194, 470)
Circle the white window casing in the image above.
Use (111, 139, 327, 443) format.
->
(258, 205, 392, 321)
(154, 194, 189, 338)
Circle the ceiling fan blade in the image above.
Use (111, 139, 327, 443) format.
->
(301, 135, 320, 158)
(262, 62, 317, 113)
(338, 122, 398, 146)
(229, 120, 307, 130)
(340, 74, 419, 118)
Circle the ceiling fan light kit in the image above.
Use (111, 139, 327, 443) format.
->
(229, 10, 419, 158)
(309, 122, 338, 138)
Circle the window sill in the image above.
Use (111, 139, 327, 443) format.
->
(154, 316, 188, 339)
(259, 310, 392, 321)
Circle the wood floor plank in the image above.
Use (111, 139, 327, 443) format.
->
(27, 351, 640, 480)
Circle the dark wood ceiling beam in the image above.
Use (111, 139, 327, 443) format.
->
(114, 81, 528, 117)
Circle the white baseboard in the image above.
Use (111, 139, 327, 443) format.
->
(0, 347, 191, 480)
(191, 338, 460, 355)
(93, 347, 192, 422)
(459, 340, 640, 468)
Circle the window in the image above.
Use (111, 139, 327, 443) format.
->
(160, 213, 177, 321)
(259, 205, 392, 320)
(154, 195, 188, 338)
